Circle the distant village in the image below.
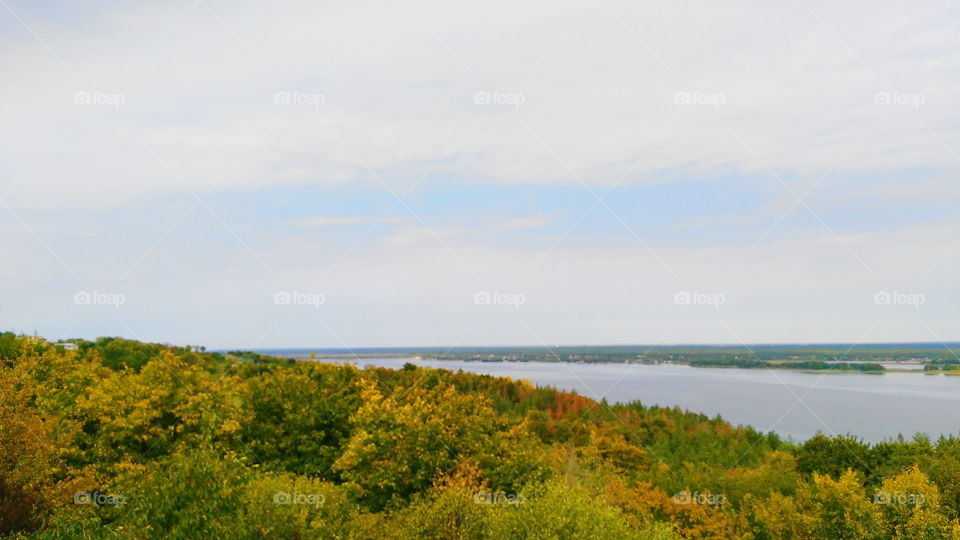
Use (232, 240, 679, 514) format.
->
(22, 334, 80, 351)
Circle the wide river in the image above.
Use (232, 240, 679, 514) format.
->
(284, 355, 960, 444)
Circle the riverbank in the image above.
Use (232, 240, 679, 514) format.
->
(278, 355, 960, 443)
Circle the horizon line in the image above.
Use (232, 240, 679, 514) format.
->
(235, 340, 960, 352)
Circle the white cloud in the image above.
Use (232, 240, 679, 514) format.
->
(2, 0, 960, 345)
(5, 216, 957, 348)
(2, 0, 960, 207)
(490, 213, 553, 231)
(382, 225, 466, 246)
(288, 216, 410, 227)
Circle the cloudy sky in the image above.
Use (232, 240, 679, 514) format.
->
(2, 0, 959, 349)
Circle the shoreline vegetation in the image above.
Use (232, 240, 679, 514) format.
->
(264, 344, 960, 373)
(7, 332, 960, 538)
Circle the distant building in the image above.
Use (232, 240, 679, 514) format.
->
(44, 339, 79, 351)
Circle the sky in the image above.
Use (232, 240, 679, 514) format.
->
(1, 0, 959, 349)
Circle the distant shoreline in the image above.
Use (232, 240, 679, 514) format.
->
(252, 350, 950, 374)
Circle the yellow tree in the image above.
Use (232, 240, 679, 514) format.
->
(73, 350, 249, 468)
(0, 348, 93, 535)
(333, 379, 545, 509)
(875, 465, 955, 539)
(802, 469, 882, 539)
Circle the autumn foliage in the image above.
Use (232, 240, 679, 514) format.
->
(3, 333, 960, 538)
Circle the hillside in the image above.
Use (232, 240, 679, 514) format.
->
(3, 333, 960, 539)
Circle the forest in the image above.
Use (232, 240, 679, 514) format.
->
(3, 333, 960, 538)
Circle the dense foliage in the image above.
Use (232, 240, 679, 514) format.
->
(3, 333, 960, 538)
